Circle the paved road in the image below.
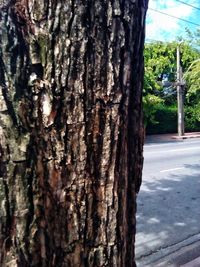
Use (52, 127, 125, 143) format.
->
(136, 138, 200, 266)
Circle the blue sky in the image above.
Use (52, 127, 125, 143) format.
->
(146, 0, 200, 42)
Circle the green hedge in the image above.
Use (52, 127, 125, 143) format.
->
(146, 104, 177, 134)
(185, 105, 200, 132)
(146, 104, 200, 134)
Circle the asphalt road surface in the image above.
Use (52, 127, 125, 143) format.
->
(136, 138, 200, 266)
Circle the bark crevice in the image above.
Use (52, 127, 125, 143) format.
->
(0, 1, 148, 266)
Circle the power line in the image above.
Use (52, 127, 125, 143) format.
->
(175, 0, 200, 12)
(145, 38, 164, 43)
(153, 0, 200, 12)
(149, 8, 200, 27)
(145, 38, 186, 44)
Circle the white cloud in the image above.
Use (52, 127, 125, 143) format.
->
(146, 0, 200, 42)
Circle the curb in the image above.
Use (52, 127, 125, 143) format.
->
(154, 240, 200, 267)
(145, 132, 200, 143)
(136, 234, 200, 267)
(181, 256, 200, 267)
(172, 135, 200, 140)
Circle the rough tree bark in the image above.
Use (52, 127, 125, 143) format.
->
(0, 0, 148, 266)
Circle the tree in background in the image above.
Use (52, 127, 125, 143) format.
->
(184, 59, 200, 130)
(143, 41, 200, 134)
(0, 1, 148, 266)
(185, 28, 200, 50)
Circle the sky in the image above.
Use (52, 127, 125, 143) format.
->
(146, 0, 200, 42)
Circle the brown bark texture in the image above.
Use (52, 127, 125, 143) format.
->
(0, 0, 148, 266)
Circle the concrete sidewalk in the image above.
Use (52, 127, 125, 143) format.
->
(181, 256, 200, 267)
(145, 132, 200, 143)
(153, 239, 200, 267)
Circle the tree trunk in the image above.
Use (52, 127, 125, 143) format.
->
(0, 0, 148, 266)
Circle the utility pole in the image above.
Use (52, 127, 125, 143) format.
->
(177, 45, 185, 136)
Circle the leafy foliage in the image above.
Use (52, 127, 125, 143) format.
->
(146, 104, 177, 134)
(143, 94, 163, 127)
(144, 41, 200, 85)
(143, 40, 200, 133)
(185, 28, 200, 51)
(185, 104, 200, 131)
(184, 59, 200, 103)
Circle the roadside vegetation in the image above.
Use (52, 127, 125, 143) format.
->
(144, 33, 200, 134)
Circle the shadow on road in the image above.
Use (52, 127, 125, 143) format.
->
(136, 163, 200, 260)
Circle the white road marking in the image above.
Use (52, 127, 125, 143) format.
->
(160, 167, 184, 173)
(145, 140, 200, 148)
(145, 146, 200, 154)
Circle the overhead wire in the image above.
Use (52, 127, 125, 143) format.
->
(146, 2, 200, 44)
(153, 0, 200, 12)
(174, 0, 200, 12)
(145, 38, 164, 43)
(148, 8, 200, 28)
(145, 2, 200, 86)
